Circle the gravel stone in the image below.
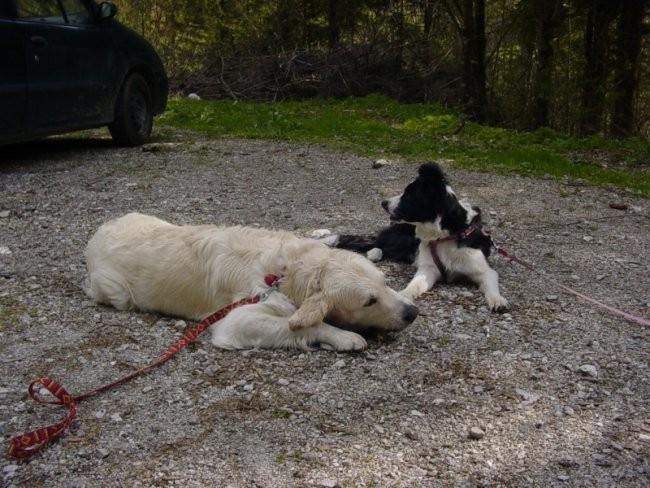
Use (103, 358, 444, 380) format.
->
(468, 427, 485, 440)
(96, 448, 110, 459)
(318, 479, 340, 488)
(1, 135, 648, 487)
(515, 388, 540, 404)
(578, 364, 599, 378)
(372, 158, 390, 169)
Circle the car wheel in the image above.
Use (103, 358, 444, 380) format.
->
(109, 73, 153, 146)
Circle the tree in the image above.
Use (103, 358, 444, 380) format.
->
(578, 0, 618, 136)
(443, 0, 488, 123)
(528, 0, 564, 129)
(610, 0, 646, 137)
(328, 0, 340, 49)
(110, 0, 650, 138)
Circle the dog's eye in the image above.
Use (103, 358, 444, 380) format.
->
(364, 297, 378, 307)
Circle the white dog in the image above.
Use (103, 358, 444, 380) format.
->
(84, 213, 418, 351)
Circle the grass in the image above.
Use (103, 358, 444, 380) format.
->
(159, 94, 650, 197)
(274, 449, 303, 464)
(272, 408, 291, 419)
(0, 295, 37, 330)
(0, 296, 22, 329)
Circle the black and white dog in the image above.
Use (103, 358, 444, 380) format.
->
(328, 162, 508, 311)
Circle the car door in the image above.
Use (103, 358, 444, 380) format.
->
(0, 1, 27, 141)
(15, 0, 116, 131)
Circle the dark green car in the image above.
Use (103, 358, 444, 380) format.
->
(0, 0, 168, 147)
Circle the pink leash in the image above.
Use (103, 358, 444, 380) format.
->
(429, 223, 648, 326)
(494, 245, 650, 326)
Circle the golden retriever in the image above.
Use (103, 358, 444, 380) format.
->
(84, 213, 418, 351)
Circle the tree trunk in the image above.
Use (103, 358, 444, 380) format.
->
(447, 0, 487, 123)
(423, 0, 435, 39)
(529, 0, 563, 130)
(579, 1, 616, 136)
(328, 0, 339, 50)
(610, 0, 645, 137)
(275, 0, 294, 47)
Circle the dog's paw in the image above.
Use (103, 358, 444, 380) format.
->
(488, 296, 509, 313)
(398, 289, 417, 302)
(311, 228, 332, 239)
(399, 275, 430, 302)
(366, 247, 383, 262)
(319, 236, 340, 248)
(325, 330, 367, 351)
(288, 316, 307, 331)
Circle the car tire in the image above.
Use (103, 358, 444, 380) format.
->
(109, 73, 153, 146)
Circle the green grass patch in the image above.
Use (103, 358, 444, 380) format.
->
(159, 95, 650, 197)
(272, 408, 291, 419)
(0, 295, 37, 330)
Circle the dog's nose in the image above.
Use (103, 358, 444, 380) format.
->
(381, 200, 389, 211)
(402, 304, 418, 324)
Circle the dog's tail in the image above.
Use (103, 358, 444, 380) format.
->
(317, 234, 383, 262)
(312, 230, 375, 252)
(338, 235, 385, 262)
(331, 234, 377, 253)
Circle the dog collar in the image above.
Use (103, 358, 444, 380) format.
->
(428, 223, 487, 281)
(259, 274, 282, 301)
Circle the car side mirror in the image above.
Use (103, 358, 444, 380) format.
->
(98, 2, 118, 20)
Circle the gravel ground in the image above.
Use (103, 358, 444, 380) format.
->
(1, 134, 649, 488)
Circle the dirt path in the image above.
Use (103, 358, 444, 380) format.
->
(1, 136, 649, 487)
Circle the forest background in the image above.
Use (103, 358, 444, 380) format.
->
(111, 0, 649, 139)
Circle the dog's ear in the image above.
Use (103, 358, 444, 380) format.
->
(288, 292, 330, 331)
(286, 254, 330, 330)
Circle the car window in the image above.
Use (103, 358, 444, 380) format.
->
(15, 0, 92, 25)
(15, 0, 64, 23)
(60, 0, 92, 25)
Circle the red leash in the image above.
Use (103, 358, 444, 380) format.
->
(7, 274, 280, 459)
(494, 245, 650, 327)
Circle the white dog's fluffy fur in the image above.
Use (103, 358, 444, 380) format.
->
(84, 213, 418, 351)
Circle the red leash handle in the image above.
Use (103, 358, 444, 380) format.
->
(8, 378, 77, 459)
(7, 274, 280, 459)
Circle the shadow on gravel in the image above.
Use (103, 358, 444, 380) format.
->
(0, 136, 118, 170)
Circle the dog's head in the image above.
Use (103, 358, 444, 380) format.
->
(285, 245, 418, 332)
(382, 162, 480, 234)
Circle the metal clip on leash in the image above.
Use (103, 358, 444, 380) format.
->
(259, 274, 281, 301)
